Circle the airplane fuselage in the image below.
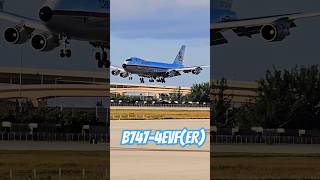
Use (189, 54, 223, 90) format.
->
(123, 58, 183, 77)
(211, 9, 237, 24)
(42, 0, 109, 42)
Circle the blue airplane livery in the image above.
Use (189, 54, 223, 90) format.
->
(212, 0, 320, 45)
(111, 45, 208, 83)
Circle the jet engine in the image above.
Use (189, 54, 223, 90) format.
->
(111, 69, 121, 76)
(31, 33, 59, 52)
(39, 6, 53, 22)
(261, 21, 291, 42)
(166, 70, 179, 77)
(120, 72, 129, 78)
(4, 26, 33, 44)
(192, 67, 202, 75)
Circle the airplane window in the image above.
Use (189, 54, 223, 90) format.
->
(126, 59, 132, 61)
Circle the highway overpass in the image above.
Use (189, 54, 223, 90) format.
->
(0, 67, 259, 105)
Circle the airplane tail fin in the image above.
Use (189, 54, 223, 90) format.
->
(173, 45, 186, 65)
(213, 0, 233, 10)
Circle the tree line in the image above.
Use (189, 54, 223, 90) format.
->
(212, 65, 320, 130)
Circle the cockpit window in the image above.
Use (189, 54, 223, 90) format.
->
(126, 59, 132, 61)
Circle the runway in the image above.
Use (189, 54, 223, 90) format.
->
(111, 119, 210, 180)
(0, 141, 108, 151)
(212, 144, 320, 154)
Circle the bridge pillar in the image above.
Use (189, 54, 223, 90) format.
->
(31, 99, 39, 107)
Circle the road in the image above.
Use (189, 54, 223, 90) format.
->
(0, 141, 108, 151)
(111, 119, 210, 180)
(110, 106, 210, 111)
(212, 144, 320, 154)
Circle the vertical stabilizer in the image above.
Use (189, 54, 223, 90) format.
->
(173, 45, 186, 65)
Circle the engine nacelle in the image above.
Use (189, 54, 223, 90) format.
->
(261, 22, 290, 42)
(120, 72, 129, 78)
(4, 26, 33, 44)
(111, 70, 120, 76)
(31, 33, 59, 52)
(167, 71, 176, 77)
(192, 67, 202, 75)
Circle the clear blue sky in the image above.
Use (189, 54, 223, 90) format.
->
(111, 0, 210, 87)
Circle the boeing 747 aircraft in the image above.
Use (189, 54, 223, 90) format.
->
(212, 0, 320, 45)
(111, 45, 208, 83)
(0, 0, 109, 68)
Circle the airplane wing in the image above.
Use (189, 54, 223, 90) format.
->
(110, 65, 125, 72)
(173, 65, 209, 72)
(212, 12, 320, 45)
(167, 65, 209, 76)
(0, 11, 49, 32)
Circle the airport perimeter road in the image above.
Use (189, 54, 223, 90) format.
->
(212, 144, 320, 154)
(110, 106, 210, 111)
(0, 142, 108, 151)
(111, 119, 210, 180)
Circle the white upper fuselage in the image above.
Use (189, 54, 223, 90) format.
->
(123, 57, 183, 77)
(42, 0, 109, 42)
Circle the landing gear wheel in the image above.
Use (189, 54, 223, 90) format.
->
(102, 51, 109, 68)
(98, 60, 104, 68)
(60, 49, 65, 58)
(65, 49, 72, 58)
(95, 52, 101, 61)
(129, 77, 133, 80)
(140, 78, 145, 83)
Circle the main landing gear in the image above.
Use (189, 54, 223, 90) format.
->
(156, 77, 166, 83)
(140, 77, 165, 83)
(96, 49, 109, 69)
(90, 42, 110, 69)
(59, 37, 72, 58)
(140, 77, 145, 83)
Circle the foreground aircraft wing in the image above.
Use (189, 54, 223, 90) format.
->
(212, 12, 320, 45)
(110, 65, 125, 72)
(0, 11, 49, 32)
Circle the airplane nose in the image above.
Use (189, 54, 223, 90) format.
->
(39, 6, 53, 22)
(122, 64, 127, 68)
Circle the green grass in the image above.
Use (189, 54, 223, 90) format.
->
(0, 151, 108, 179)
(212, 153, 320, 179)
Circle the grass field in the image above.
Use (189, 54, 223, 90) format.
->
(110, 109, 210, 120)
(212, 153, 320, 179)
(0, 150, 108, 179)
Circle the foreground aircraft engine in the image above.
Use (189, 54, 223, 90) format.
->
(4, 26, 33, 44)
(261, 21, 291, 42)
(111, 69, 121, 76)
(192, 67, 202, 75)
(120, 72, 129, 78)
(31, 33, 59, 52)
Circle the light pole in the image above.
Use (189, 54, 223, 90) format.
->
(54, 77, 62, 107)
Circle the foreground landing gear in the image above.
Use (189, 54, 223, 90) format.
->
(156, 77, 166, 83)
(60, 49, 72, 58)
(140, 77, 145, 83)
(95, 49, 109, 69)
(59, 37, 72, 58)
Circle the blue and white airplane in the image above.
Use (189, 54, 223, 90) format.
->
(0, 0, 109, 68)
(111, 45, 208, 83)
(212, 0, 320, 45)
